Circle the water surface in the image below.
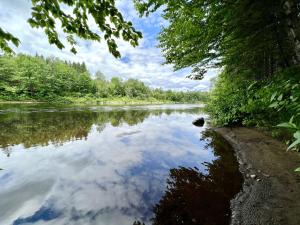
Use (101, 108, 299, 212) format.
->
(0, 104, 243, 225)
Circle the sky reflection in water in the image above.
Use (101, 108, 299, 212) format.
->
(0, 104, 241, 225)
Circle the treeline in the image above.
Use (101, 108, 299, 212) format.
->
(0, 54, 207, 103)
(0, 54, 93, 100)
(93, 74, 206, 102)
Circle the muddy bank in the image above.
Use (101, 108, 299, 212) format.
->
(214, 127, 300, 225)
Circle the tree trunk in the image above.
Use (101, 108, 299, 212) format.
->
(283, 0, 300, 65)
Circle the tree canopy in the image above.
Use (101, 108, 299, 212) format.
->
(0, 0, 142, 57)
(135, 0, 300, 78)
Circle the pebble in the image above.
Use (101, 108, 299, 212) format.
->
(262, 173, 270, 177)
(250, 174, 257, 179)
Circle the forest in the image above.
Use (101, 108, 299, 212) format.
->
(0, 54, 207, 103)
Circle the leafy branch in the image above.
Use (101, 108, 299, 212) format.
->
(0, 0, 143, 57)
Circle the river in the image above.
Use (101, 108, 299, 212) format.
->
(0, 104, 242, 225)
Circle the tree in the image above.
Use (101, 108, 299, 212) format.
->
(109, 77, 125, 96)
(124, 78, 150, 98)
(0, 0, 142, 57)
(134, 0, 300, 78)
(95, 70, 106, 81)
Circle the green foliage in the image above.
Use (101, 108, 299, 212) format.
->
(206, 67, 300, 168)
(124, 79, 150, 98)
(269, 69, 300, 118)
(109, 77, 125, 96)
(277, 117, 300, 150)
(0, 28, 20, 54)
(95, 70, 106, 81)
(135, 0, 300, 78)
(0, 54, 95, 100)
(0, 54, 206, 104)
(268, 68, 300, 153)
(207, 67, 300, 171)
(207, 68, 300, 127)
(0, 0, 142, 56)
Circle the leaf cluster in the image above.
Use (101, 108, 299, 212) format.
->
(1, 0, 143, 57)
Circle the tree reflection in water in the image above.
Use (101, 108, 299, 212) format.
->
(134, 131, 243, 225)
(0, 106, 202, 153)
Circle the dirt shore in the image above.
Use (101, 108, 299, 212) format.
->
(214, 127, 300, 225)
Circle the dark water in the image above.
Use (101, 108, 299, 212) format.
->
(0, 104, 243, 225)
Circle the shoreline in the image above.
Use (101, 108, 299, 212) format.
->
(0, 101, 44, 104)
(0, 100, 201, 106)
(214, 127, 300, 225)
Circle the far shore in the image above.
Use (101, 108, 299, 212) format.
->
(0, 101, 44, 104)
(0, 99, 204, 106)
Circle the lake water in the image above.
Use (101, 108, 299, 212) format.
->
(0, 104, 243, 225)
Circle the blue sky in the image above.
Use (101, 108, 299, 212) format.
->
(0, 0, 218, 91)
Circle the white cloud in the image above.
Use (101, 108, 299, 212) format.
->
(0, 0, 218, 91)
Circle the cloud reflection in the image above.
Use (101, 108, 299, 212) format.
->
(0, 105, 216, 225)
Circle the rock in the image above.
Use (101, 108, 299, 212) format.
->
(262, 173, 270, 177)
(250, 174, 257, 179)
(192, 117, 205, 127)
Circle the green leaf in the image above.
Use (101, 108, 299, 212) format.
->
(287, 139, 300, 150)
(269, 102, 278, 108)
(247, 81, 257, 90)
(293, 131, 300, 139)
(277, 122, 297, 129)
(10, 0, 143, 56)
(295, 167, 300, 172)
(70, 47, 77, 54)
(270, 92, 277, 101)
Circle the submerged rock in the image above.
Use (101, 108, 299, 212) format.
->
(192, 117, 205, 127)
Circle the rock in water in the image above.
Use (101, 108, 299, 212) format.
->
(192, 117, 205, 127)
